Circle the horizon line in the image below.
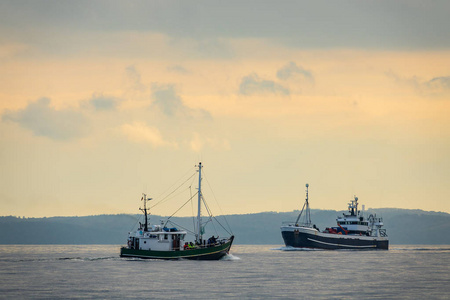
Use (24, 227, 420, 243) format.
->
(2, 207, 449, 219)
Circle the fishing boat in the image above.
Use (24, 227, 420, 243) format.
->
(281, 184, 388, 250)
(120, 162, 234, 260)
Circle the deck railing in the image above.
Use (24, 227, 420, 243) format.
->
(281, 221, 313, 227)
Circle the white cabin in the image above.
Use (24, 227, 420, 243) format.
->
(127, 224, 187, 251)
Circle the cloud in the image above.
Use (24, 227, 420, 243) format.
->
(194, 38, 234, 59)
(151, 84, 183, 116)
(126, 65, 146, 92)
(2, 98, 88, 140)
(3, 1, 450, 50)
(190, 132, 231, 153)
(151, 84, 211, 119)
(120, 122, 177, 148)
(277, 62, 313, 81)
(89, 94, 118, 111)
(426, 76, 450, 90)
(167, 65, 190, 74)
(386, 71, 450, 96)
(385, 70, 421, 89)
(239, 73, 289, 96)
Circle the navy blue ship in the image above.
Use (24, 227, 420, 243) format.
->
(281, 184, 388, 250)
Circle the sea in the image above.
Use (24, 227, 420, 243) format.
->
(0, 245, 449, 299)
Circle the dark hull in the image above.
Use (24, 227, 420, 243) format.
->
(282, 230, 388, 250)
(120, 236, 234, 260)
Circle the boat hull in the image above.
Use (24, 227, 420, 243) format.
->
(281, 226, 388, 250)
(120, 236, 234, 260)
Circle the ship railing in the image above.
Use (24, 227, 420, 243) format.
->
(281, 221, 296, 226)
(281, 221, 313, 227)
(194, 237, 231, 249)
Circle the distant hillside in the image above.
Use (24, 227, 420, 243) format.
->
(1, 208, 449, 245)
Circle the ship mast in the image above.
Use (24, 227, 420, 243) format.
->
(196, 162, 203, 244)
(295, 183, 311, 226)
(139, 193, 152, 232)
(306, 183, 311, 225)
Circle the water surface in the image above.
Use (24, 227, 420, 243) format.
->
(0, 245, 448, 299)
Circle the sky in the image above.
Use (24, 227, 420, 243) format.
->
(1, 0, 449, 217)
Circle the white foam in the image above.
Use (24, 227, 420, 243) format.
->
(220, 253, 241, 261)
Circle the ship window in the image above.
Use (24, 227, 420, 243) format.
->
(164, 234, 168, 240)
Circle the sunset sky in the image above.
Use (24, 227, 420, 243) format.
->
(1, 1, 449, 217)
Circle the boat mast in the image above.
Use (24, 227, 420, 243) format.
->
(196, 162, 203, 244)
(295, 183, 311, 226)
(140, 193, 152, 232)
(305, 183, 311, 225)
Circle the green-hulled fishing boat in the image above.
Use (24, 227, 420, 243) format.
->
(120, 162, 234, 260)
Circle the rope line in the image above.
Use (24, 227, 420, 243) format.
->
(202, 195, 232, 236)
(164, 192, 199, 224)
(150, 172, 196, 209)
(202, 170, 233, 234)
